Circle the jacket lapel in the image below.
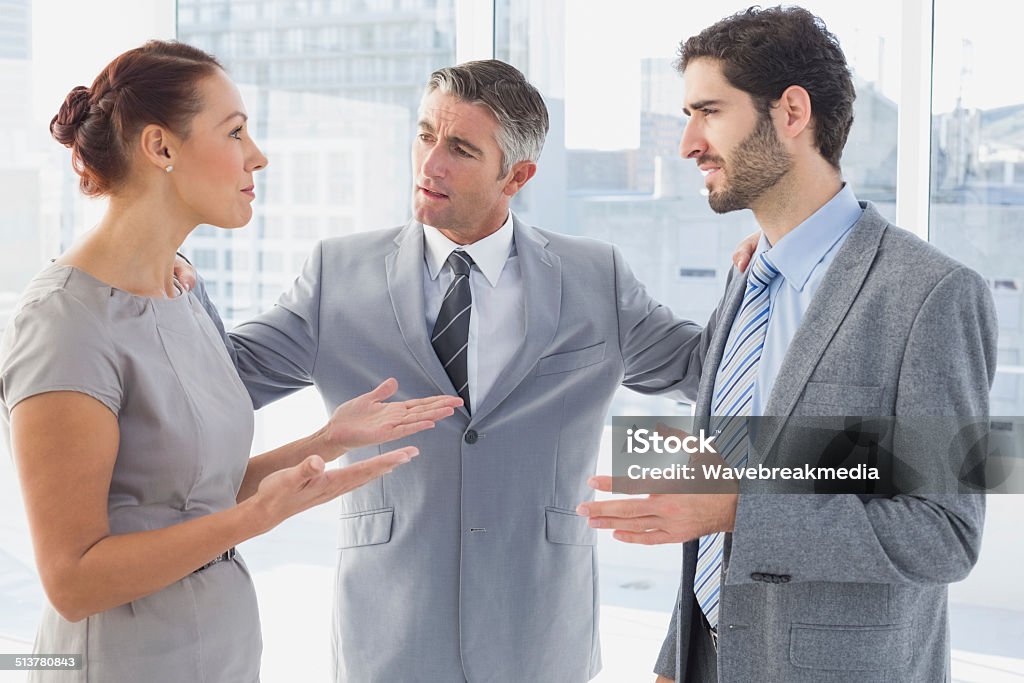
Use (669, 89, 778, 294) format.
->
(385, 220, 468, 415)
(693, 267, 749, 432)
(753, 202, 888, 457)
(470, 216, 561, 425)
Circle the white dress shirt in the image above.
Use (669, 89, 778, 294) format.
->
(422, 211, 524, 408)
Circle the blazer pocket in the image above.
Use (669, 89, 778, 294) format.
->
(790, 623, 912, 671)
(536, 342, 606, 376)
(545, 507, 596, 546)
(337, 507, 394, 549)
(800, 382, 883, 409)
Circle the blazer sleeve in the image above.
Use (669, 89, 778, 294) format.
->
(653, 584, 682, 679)
(614, 244, 713, 403)
(726, 266, 997, 586)
(191, 241, 325, 410)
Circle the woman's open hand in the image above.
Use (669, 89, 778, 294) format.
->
(250, 447, 418, 532)
(320, 378, 462, 458)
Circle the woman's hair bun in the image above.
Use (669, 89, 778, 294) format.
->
(50, 41, 222, 197)
(50, 86, 93, 147)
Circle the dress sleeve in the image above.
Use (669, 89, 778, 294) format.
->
(1, 290, 123, 417)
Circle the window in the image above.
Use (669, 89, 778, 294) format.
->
(292, 216, 321, 240)
(927, 6, 1024, 671)
(257, 250, 284, 272)
(191, 248, 218, 270)
(931, 0, 1024, 416)
(291, 151, 319, 204)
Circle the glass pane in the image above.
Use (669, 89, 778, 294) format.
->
(930, 0, 1024, 673)
(176, 1, 455, 679)
(931, 0, 1024, 416)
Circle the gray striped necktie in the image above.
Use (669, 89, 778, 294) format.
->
(432, 249, 475, 412)
(694, 251, 780, 629)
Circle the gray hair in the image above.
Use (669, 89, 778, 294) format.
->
(423, 60, 549, 178)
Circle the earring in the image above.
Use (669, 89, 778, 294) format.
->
(164, 165, 173, 173)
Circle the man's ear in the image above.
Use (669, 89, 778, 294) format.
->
(774, 85, 813, 141)
(138, 124, 178, 171)
(502, 160, 538, 197)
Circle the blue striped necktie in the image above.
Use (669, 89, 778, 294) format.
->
(694, 251, 780, 629)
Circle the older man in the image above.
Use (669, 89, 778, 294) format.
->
(181, 60, 756, 681)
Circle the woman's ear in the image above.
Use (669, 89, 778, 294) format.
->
(138, 124, 177, 172)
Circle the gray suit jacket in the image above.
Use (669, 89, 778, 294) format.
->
(655, 203, 998, 682)
(200, 215, 710, 682)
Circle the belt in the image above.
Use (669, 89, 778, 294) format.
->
(194, 547, 236, 574)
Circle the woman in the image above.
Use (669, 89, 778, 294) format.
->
(0, 40, 460, 682)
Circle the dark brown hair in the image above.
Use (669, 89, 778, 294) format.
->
(678, 6, 856, 169)
(49, 40, 222, 197)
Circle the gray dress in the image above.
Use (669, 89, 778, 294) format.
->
(0, 264, 261, 682)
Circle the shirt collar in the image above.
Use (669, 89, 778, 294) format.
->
(423, 210, 514, 288)
(757, 184, 863, 292)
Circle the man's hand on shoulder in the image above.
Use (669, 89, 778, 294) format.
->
(732, 230, 761, 272)
(173, 252, 197, 292)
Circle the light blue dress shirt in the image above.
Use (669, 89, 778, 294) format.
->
(750, 184, 864, 415)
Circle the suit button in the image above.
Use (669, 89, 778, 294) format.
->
(751, 572, 765, 582)
(464, 430, 478, 444)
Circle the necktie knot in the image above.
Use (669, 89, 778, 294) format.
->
(447, 250, 475, 278)
(747, 252, 780, 293)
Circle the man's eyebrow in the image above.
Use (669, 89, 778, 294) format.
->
(682, 99, 723, 116)
(449, 136, 483, 156)
(415, 121, 483, 156)
(220, 111, 248, 126)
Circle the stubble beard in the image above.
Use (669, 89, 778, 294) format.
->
(708, 114, 793, 214)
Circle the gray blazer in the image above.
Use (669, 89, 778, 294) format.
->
(655, 203, 998, 682)
(199, 215, 709, 682)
